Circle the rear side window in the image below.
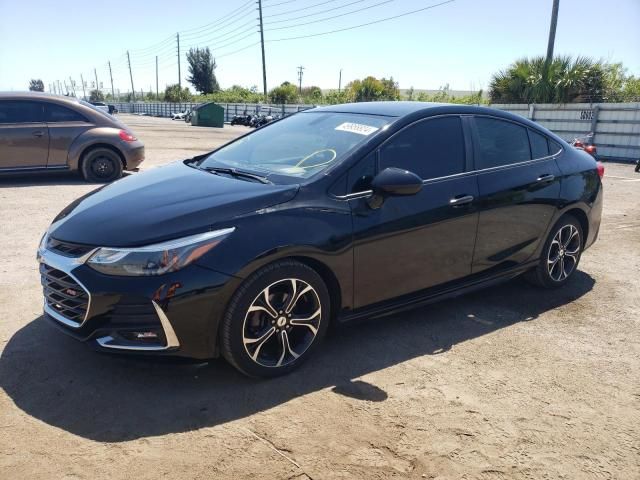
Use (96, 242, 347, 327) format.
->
(549, 139, 563, 155)
(0, 101, 43, 123)
(475, 117, 531, 169)
(45, 104, 88, 122)
(379, 116, 465, 180)
(529, 129, 549, 158)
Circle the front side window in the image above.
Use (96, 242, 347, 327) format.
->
(45, 104, 87, 122)
(379, 116, 466, 179)
(475, 117, 531, 169)
(198, 112, 391, 180)
(0, 101, 43, 124)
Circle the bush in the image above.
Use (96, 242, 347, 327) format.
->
(89, 89, 105, 102)
(268, 82, 299, 104)
(164, 84, 193, 102)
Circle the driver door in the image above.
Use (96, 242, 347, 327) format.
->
(350, 116, 479, 308)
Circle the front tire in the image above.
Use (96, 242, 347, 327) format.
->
(526, 215, 583, 288)
(220, 260, 330, 378)
(81, 147, 123, 183)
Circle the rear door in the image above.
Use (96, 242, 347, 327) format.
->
(471, 116, 561, 273)
(351, 115, 479, 307)
(0, 101, 49, 169)
(43, 102, 94, 166)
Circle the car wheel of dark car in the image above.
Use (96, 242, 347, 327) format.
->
(220, 260, 330, 377)
(526, 215, 583, 288)
(81, 147, 123, 183)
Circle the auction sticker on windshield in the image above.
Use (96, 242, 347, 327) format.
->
(335, 122, 379, 136)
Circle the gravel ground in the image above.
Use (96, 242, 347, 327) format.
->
(0, 114, 639, 479)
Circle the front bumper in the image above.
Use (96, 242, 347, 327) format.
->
(38, 246, 235, 359)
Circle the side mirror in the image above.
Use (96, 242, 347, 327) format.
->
(368, 167, 423, 208)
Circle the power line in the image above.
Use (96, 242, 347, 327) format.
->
(180, 23, 258, 49)
(266, 0, 394, 31)
(180, 1, 255, 36)
(264, 0, 342, 18)
(263, 0, 298, 7)
(265, 0, 370, 25)
(269, 0, 455, 42)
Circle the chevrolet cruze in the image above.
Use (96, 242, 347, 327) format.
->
(37, 102, 603, 377)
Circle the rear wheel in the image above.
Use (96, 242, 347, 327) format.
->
(220, 260, 330, 377)
(81, 147, 123, 183)
(526, 215, 583, 288)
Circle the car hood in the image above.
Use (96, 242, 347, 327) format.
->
(50, 161, 299, 247)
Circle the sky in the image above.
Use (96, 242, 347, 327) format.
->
(0, 0, 638, 96)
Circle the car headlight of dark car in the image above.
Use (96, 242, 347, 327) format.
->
(86, 228, 234, 276)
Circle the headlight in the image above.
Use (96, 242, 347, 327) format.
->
(86, 228, 234, 276)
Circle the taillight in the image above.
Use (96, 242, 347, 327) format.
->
(585, 145, 597, 155)
(119, 130, 137, 142)
(596, 161, 605, 178)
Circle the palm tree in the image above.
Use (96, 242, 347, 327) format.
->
(489, 56, 607, 104)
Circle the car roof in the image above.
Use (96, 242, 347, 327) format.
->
(308, 101, 556, 136)
(310, 101, 451, 117)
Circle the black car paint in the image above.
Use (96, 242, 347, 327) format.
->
(43, 103, 603, 359)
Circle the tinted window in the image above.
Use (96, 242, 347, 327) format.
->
(529, 129, 549, 158)
(475, 117, 531, 169)
(0, 101, 43, 123)
(379, 116, 465, 179)
(549, 139, 563, 155)
(45, 103, 87, 122)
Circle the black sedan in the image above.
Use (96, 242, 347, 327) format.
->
(37, 102, 603, 377)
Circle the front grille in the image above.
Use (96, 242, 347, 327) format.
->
(40, 263, 89, 325)
(47, 238, 94, 258)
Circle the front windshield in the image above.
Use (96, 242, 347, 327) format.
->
(198, 112, 391, 179)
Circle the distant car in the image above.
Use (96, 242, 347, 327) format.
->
(0, 92, 144, 182)
(89, 101, 109, 114)
(171, 110, 190, 120)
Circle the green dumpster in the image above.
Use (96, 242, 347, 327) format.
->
(190, 102, 225, 128)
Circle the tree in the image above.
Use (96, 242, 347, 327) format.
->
(164, 84, 192, 102)
(300, 86, 323, 104)
(186, 47, 219, 94)
(489, 56, 613, 104)
(347, 76, 400, 102)
(89, 89, 105, 102)
(268, 82, 298, 104)
(29, 79, 44, 92)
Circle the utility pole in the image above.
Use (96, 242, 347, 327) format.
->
(63, 80, 69, 95)
(69, 76, 76, 96)
(176, 33, 181, 88)
(127, 51, 136, 102)
(258, 0, 267, 97)
(108, 61, 116, 101)
(546, 0, 560, 65)
(80, 74, 87, 99)
(93, 68, 99, 95)
(57, 80, 62, 95)
(338, 69, 342, 93)
(297, 66, 305, 94)
(156, 55, 159, 99)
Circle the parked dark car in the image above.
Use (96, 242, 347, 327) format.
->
(37, 102, 603, 377)
(0, 92, 143, 182)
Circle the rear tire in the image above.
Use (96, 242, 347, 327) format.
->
(220, 260, 330, 378)
(81, 147, 123, 183)
(525, 215, 583, 288)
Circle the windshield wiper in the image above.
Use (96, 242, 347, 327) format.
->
(201, 166, 271, 184)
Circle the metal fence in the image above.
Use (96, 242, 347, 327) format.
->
(112, 102, 314, 122)
(114, 101, 640, 162)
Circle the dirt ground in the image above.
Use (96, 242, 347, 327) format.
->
(0, 114, 639, 479)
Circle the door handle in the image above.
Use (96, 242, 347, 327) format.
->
(449, 195, 474, 207)
(32, 130, 44, 137)
(536, 174, 555, 184)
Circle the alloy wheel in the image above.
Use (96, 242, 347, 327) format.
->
(242, 278, 321, 368)
(547, 224, 581, 281)
(91, 155, 116, 179)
